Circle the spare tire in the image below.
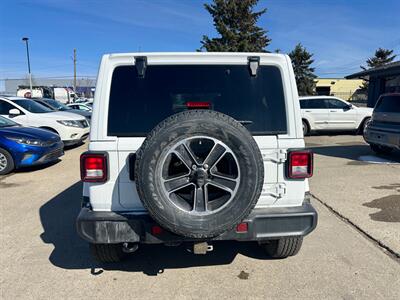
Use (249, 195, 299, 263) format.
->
(135, 110, 264, 238)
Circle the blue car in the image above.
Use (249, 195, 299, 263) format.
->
(0, 116, 64, 175)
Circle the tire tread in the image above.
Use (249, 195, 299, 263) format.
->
(89, 243, 126, 263)
(262, 237, 303, 258)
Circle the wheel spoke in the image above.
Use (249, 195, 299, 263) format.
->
(160, 136, 240, 214)
(173, 143, 198, 168)
(193, 186, 207, 212)
(203, 143, 226, 168)
(0, 154, 7, 171)
(208, 174, 238, 193)
(164, 175, 190, 193)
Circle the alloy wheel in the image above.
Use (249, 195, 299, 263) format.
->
(0, 153, 8, 172)
(159, 136, 240, 215)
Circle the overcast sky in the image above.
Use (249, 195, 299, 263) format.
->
(1, 0, 399, 87)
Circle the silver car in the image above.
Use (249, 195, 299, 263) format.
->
(364, 93, 400, 154)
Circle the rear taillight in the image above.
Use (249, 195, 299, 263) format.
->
(287, 150, 313, 179)
(80, 152, 108, 182)
(236, 222, 248, 233)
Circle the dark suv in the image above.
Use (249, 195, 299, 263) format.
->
(364, 93, 400, 154)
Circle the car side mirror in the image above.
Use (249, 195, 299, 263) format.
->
(9, 108, 21, 117)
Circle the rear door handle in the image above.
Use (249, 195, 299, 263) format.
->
(330, 110, 337, 112)
(305, 110, 311, 112)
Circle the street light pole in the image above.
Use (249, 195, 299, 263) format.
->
(22, 37, 32, 94)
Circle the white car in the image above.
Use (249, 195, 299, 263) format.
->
(76, 52, 317, 263)
(0, 96, 90, 146)
(300, 96, 372, 135)
(67, 103, 92, 112)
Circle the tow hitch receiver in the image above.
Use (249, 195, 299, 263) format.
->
(193, 242, 213, 255)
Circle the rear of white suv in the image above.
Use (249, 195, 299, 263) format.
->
(77, 53, 317, 262)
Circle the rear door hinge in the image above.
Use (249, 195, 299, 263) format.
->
(262, 149, 287, 163)
(262, 183, 286, 198)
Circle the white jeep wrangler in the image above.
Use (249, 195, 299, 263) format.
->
(77, 52, 317, 262)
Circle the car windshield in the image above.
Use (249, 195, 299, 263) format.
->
(375, 95, 400, 113)
(13, 99, 53, 113)
(42, 99, 72, 111)
(0, 115, 19, 127)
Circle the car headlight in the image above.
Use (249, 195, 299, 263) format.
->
(6, 136, 49, 146)
(57, 120, 81, 127)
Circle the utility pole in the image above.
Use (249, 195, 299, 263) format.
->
(73, 48, 77, 93)
(22, 37, 32, 94)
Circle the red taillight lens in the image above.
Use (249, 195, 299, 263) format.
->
(186, 101, 211, 109)
(236, 222, 248, 233)
(287, 150, 313, 179)
(151, 225, 163, 235)
(80, 153, 108, 182)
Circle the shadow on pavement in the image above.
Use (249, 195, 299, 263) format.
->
(310, 144, 372, 160)
(14, 159, 61, 173)
(64, 140, 86, 151)
(308, 131, 359, 137)
(310, 144, 400, 162)
(39, 182, 272, 276)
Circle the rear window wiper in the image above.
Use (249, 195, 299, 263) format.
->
(238, 120, 253, 125)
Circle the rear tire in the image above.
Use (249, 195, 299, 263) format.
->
(89, 243, 127, 263)
(260, 237, 303, 258)
(370, 144, 393, 155)
(358, 117, 370, 135)
(302, 120, 310, 136)
(0, 148, 15, 175)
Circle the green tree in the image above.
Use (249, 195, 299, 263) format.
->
(200, 0, 271, 52)
(289, 43, 316, 96)
(360, 48, 396, 90)
(361, 48, 396, 70)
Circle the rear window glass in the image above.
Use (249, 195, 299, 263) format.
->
(375, 95, 400, 113)
(107, 64, 287, 136)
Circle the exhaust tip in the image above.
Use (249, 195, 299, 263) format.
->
(122, 242, 139, 253)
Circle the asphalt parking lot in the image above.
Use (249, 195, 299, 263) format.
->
(1, 136, 399, 299)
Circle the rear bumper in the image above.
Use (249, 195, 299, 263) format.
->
(76, 201, 318, 244)
(364, 127, 400, 149)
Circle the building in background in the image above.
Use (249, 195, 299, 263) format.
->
(314, 78, 365, 101)
(2, 77, 96, 98)
(346, 61, 400, 107)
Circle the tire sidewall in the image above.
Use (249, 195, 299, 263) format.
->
(302, 120, 309, 136)
(135, 111, 264, 238)
(0, 148, 14, 175)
